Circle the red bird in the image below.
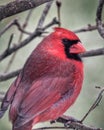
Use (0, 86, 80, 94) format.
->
(0, 27, 86, 130)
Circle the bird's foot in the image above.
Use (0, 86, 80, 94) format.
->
(50, 120, 56, 124)
(56, 115, 82, 128)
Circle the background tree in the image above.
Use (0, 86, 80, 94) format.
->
(0, 0, 104, 130)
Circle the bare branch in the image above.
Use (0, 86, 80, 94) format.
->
(36, 1, 54, 29)
(5, 34, 14, 52)
(96, 0, 104, 39)
(73, 24, 104, 33)
(22, 9, 34, 29)
(0, 18, 59, 62)
(0, 68, 21, 82)
(0, 92, 5, 102)
(14, 19, 32, 35)
(0, 32, 39, 61)
(0, 20, 15, 37)
(56, 119, 102, 130)
(81, 87, 104, 122)
(3, 2, 54, 72)
(43, 17, 59, 30)
(0, 0, 53, 21)
(4, 10, 33, 73)
(33, 126, 65, 130)
(56, 0, 62, 27)
(81, 48, 104, 58)
(0, 19, 31, 37)
(1, 21, 104, 38)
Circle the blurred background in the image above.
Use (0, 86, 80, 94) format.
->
(0, 0, 104, 130)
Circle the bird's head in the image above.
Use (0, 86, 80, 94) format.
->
(45, 27, 86, 61)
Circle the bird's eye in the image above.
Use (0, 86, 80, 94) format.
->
(62, 38, 79, 46)
(62, 38, 70, 45)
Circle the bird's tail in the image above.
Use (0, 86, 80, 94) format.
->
(0, 81, 17, 118)
(12, 125, 32, 130)
(12, 120, 33, 130)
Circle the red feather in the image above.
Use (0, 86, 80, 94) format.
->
(0, 28, 85, 130)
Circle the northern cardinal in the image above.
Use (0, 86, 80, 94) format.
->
(0, 27, 86, 130)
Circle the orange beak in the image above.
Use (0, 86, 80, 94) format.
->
(70, 42, 86, 54)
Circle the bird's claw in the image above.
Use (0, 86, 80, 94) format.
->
(64, 117, 82, 128)
(50, 120, 56, 124)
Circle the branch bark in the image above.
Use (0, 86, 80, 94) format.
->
(74, 24, 104, 33)
(36, 1, 54, 29)
(80, 48, 104, 58)
(0, 68, 21, 82)
(96, 0, 104, 39)
(0, 0, 53, 21)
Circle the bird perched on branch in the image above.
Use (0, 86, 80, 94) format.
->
(0, 27, 86, 130)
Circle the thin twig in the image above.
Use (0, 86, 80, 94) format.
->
(22, 9, 34, 29)
(18, 9, 33, 43)
(14, 19, 32, 35)
(0, 68, 21, 82)
(4, 10, 33, 73)
(0, 2, 54, 62)
(0, 19, 31, 37)
(0, 19, 59, 62)
(96, 0, 104, 39)
(0, 20, 15, 37)
(0, 31, 41, 62)
(56, 117, 101, 130)
(80, 47, 104, 58)
(81, 87, 104, 122)
(43, 17, 59, 30)
(36, 1, 54, 29)
(74, 23, 104, 33)
(5, 34, 14, 52)
(56, 0, 61, 27)
(0, 92, 5, 102)
(33, 126, 65, 130)
(4, 34, 14, 72)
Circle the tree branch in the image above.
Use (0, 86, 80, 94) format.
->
(0, 92, 5, 102)
(32, 124, 101, 130)
(4, 10, 33, 73)
(0, 18, 59, 62)
(73, 24, 104, 33)
(96, 0, 104, 39)
(56, 120, 102, 130)
(80, 47, 104, 58)
(81, 87, 104, 122)
(0, 30, 41, 61)
(0, 0, 53, 21)
(0, 68, 21, 82)
(36, 1, 54, 29)
(0, 19, 31, 37)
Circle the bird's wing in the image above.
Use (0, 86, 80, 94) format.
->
(0, 73, 22, 118)
(14, 75, 74, 128)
